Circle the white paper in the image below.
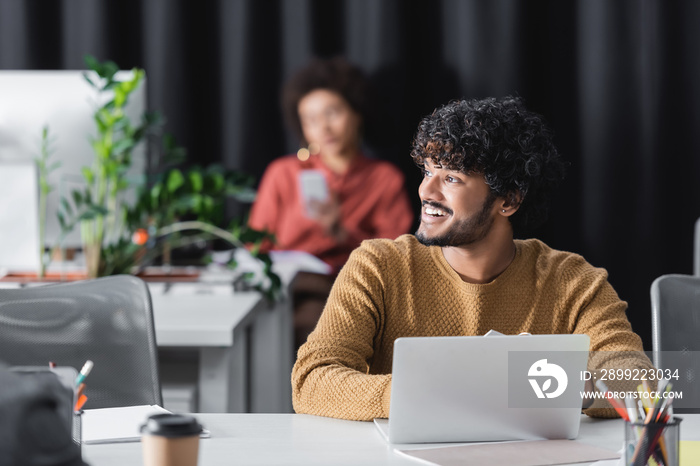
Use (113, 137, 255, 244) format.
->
(81, 405, 212, 444)
(229, 248, 332, 286)
(81, 405, 171, 444)
(269, 250, 332, 275)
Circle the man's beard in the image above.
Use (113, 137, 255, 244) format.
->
(415, 193, 497, 247)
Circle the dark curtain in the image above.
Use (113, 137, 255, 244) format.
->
(2, 0, 699, 350)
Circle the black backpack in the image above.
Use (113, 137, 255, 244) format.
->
(0, 366, 86, 466)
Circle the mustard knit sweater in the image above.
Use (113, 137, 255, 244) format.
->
(291, 235, 650, 421)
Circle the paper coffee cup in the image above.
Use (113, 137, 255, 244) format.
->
(141, 413, 203, 466)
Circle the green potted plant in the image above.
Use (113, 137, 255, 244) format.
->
(57, 56, 151, 278)
(57, 56, 279, 299)
(109, 165, 280, 300)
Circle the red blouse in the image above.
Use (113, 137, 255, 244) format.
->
(249, 154, 414, 273)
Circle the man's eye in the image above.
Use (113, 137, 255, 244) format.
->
(446, 176, 457, 183)
(423, 169, 432, 177)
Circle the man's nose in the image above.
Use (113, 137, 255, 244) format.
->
(418, 175, 443, 202)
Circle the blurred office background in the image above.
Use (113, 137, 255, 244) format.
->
(1, 0, 699, 350)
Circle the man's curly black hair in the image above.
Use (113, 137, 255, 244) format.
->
(411, 96, 566, 235)
(282, 57, 370, 145)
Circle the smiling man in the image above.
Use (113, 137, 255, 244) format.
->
(291, 96, 651, 421)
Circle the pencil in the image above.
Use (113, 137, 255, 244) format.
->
(74, 394, 88, 411)
(594, 379, 629, 421)
(76, 382, 86, 400)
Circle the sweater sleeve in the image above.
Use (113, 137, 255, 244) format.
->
(291, 244, 392, 421)
(566, 266, 654, 418)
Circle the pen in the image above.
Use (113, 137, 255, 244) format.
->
(75, 360, 93, 387)
(637, 400, 646, 421)
(637, 384, 653, 413)
(624, 396, 638, 423)
(657, 383, 673, 420)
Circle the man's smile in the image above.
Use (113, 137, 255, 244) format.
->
(421, 201, 452, 221)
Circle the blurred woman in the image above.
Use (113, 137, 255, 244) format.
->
(249, 57, 413, 348)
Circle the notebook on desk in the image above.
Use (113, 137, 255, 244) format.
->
(82, 405, 211, 444)
(376, 333, 590, 444)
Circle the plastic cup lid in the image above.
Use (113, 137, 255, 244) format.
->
(140, 413, 203, 438)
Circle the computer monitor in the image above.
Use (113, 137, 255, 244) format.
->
(0, 70, 147, 255)
(0, 162, 39, 271)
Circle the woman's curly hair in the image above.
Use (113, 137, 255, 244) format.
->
(411, 96, 566, 234)
(282, 57, 370, 144)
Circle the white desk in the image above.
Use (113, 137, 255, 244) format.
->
(82, 413, 700, 465)
(150, 259, 306, 414)
(149, 284, 264, 413)
(148, 283, 291, 414)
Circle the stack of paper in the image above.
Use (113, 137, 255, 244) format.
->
(81, 405, 170, 444)
(81, 405, 209, 444)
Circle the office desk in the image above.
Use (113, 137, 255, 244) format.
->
(82, 413, 700, 465)
(151, 260, 304, 414)
(149, 284, 267, 413)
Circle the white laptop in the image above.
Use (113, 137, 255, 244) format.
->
(375, 333, 590, 444)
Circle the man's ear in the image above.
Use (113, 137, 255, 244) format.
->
(499, 191, 522, 216)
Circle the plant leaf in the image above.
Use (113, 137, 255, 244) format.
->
(150, 184, 162, 203)
(166, 169, 185, 193)
(112, 137, 134, 155)
(82, 72, 97, 88)
(82, 167, 94, 185)
(101, 61, 119, 82)
(211, 173, 225, 192)
(189, 171, 203, 193)
(60, 197, 73, 215)
(79, 205, 109, 221)
(83, 55, 100, 72)
(113, 86, 127, 107)
(72, 190, 83, 207)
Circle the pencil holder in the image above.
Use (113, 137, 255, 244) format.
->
(623, 417, 681, 466)
(72, 410, 82, 446)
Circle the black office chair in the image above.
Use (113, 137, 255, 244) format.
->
(651, 274, 700, 413)
(0, 275, 161, 409)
